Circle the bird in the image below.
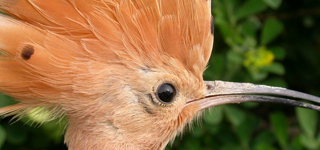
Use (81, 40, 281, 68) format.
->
(0, 0, 319, 150)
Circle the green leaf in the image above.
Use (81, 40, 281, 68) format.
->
(224, 106, 245, 126)
(165, 147, 173, 150)
(221, 144, 243, 150)
(203, 122, 221, 134)
(261, 18, 284, 45)
(300, 134, 319, 149)
(227, 51, 243, 64)
(253, 131, 276, 147)
(180, 136, 202, 150)
(270, 112, 288, 149)
(216, 21, 233, 44)
(4, 123, 28, 145)
(204, 54, 225, 80)
(222, 0, 238, 25)
(263, 0, 282, 9)
(258, 78, 288, 88)
(235, 0, 268, 20)
(247, 68, 268, 81)
(234, 114, 258, 148)
(0, 93, 16, 107)
(192, 125, 204, 137)
(254, 142, 277, 150)
(296, 107, 318, 138)
(0, 125, 6, 149)
(212, 54, 225, 79)
(26, 107, 52, 123)
(39, 118, 67, 143)
(216, 127, 239, 145)
(204, 107, 223, 125)
(261, 62, 285, 75)
(291, 136, 304, 150)
(241, 102, 260, 108)
(269, 47, 286, 60)
(241, 17, 261, 39)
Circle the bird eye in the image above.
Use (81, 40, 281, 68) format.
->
(156, 83, 176, 104)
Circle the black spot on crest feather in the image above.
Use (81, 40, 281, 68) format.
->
(21, 45, 34, 60)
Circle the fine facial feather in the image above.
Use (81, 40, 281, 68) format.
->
(0, 0, 213, 149)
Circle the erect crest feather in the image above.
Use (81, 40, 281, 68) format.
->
(0, 0, 213, 117)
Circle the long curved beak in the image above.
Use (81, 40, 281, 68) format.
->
(187, 81, 320, 111)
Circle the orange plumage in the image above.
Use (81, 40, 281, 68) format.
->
(0, 0, 213, 149)
(3, 1, 320, 150)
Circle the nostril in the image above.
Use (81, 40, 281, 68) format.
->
(206, 84, 215, 91)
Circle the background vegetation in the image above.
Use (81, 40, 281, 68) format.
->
(1, 0, 320, 149)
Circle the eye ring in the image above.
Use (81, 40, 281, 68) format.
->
(156, 83, 177, 104)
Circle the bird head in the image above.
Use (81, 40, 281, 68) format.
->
(0, 0, 319, 150)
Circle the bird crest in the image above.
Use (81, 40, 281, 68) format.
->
(2, 1, 320, 150)
(0, 0, 213, 149)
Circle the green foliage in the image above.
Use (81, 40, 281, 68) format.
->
(0, 93, 16, 107)
(261, 18, 284, 45)
(270, 112, 288, 149)
(235, 0, 267, 20)
(0, 94, 66, 149)
(1, 0, 320, 149)
(296, 108, 320, 149)
(296, 108, 318, 139)
(262, 0, 282, 9)
(0, 125, 6, 148)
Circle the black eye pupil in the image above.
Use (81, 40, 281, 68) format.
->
(156, 83, 176, 103)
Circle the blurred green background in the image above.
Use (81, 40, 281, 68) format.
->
(1, 0, 320, 149)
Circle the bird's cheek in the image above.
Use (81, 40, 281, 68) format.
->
(177, 103, 201, 125)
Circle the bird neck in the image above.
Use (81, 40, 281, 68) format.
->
(64, 116, 168, 150)
(64, 119, 134, 149)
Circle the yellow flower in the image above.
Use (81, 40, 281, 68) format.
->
(244, 46, 275, 71)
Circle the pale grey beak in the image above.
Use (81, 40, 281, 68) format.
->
(190, 81, 320, 111)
